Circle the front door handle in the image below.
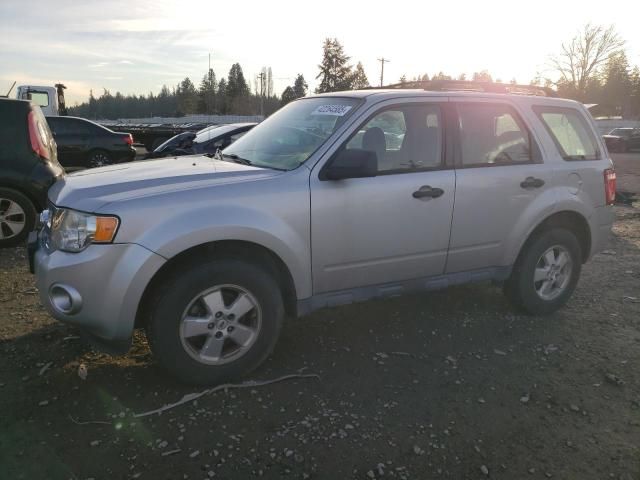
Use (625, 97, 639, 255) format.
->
(412, 185, 444, 199)
(520, 177, 545, 189)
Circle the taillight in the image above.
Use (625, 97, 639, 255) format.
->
(28, 110, 50, 161)
(604, 168, 616, 205)
(123, 134, 133, 145)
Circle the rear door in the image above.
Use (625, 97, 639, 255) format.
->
(310, 99, 456, 294)
(446, 99, 555, 273)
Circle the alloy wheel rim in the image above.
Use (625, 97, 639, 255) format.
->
(534, 245, 573, 301)
(179, 284, 262, 365)
(0, 198, 26, 240)
(90, 153, 110, 167)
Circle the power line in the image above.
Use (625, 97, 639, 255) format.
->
(378, 57, 391, 87)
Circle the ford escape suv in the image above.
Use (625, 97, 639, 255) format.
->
(30, 82, 615, 385)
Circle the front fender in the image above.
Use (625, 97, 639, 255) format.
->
(143, 205, 311, 298)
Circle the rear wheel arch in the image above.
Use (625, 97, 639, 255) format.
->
(135, 240, 298, 329)
(517, 210, 591, 265)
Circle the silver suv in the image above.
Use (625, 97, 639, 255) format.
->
(30, 83, 616, 384)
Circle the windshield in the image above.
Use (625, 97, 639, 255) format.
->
(609, 128, 632, 137)
(223, 97, 361, 170)
(194, 124, 236, 144)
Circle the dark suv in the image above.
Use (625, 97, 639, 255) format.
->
(0, 98, 63, 247)
(46, 116, 136, 168)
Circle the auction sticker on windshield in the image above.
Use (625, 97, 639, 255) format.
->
(311, 105, 353, 116)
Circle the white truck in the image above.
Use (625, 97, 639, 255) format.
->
(14, 83, 67, 116)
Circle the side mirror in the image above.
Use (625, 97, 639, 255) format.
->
(323, 149, 378, 181)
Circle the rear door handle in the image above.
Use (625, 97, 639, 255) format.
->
(412, 185, 444, 199)
(520, 177, 545, 189)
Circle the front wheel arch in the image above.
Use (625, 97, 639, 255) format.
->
(135, 240, 298, 330)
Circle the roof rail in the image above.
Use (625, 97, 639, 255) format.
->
(381, 80, 558, 98)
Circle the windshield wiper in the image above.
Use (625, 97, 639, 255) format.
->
(219, 152, 253, 166)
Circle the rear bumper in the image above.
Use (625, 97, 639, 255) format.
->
(32, 236, 165, 353)
(114, 147, 136, 163)
(589, 205, 615, 258)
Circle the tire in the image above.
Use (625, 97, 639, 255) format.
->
(0, 188, 37, 248)
(504, 228, 582, 315)
(87, 149, 112, 168)
(146, 258, 284, 385)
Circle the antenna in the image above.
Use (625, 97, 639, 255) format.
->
(5, 81, 16, 97)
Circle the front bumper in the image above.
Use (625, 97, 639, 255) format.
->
(30, 233, 165, 353)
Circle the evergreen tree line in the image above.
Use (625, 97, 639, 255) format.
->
(69, 31, 640, 120)
(69, 63, 294, 120)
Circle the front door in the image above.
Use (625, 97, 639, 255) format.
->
(310, 101, 455, 294)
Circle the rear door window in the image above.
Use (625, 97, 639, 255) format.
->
(456, 103, 534, 166)
(534, 106, 600, 160)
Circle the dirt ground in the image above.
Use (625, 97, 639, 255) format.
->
(1, 155, 639, 480)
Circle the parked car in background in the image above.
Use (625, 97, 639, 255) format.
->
(603, 127, 640, 153)
(145, 122, 257, 159)
(30, 83, 615, 385)
(0, 98, 63, 247)
(46, 116, 136, 168)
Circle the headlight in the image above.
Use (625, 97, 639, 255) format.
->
(49, 208, 119, 252)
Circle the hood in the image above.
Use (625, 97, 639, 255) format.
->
(48, 155, 284, 212)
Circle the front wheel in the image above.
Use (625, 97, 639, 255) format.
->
(146, 259, 284, 385)
(504, 229, 582, 315)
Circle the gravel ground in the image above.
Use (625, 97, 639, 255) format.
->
(0, 154, 639, 480)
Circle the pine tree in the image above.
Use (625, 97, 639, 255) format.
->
(198, 69, 217, 114)
(293, 74, 308, 98)
(602, 52, 631, 117)
(281, 86, 297, 106)
(217, 78, 228, 114)
(316, 38, 353, 93)
(177, 77, 198, 115)
(350, 62, 370, 89)
(226, 63, 250, 99)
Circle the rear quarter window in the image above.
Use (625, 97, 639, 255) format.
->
(533, 106, 601, 161)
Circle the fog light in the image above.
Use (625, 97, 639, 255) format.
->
(49, 284, 82, 315)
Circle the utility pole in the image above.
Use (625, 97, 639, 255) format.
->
(378, 57, 390, 87)
(256, 72, 266, 116)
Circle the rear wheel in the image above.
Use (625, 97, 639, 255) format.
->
(146, 258, 284, 385)
(87, 149, 112, 168)
(504, 228, 581, 315)
(0, 188, 36, 248)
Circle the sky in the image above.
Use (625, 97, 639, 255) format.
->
(1, 0, 639, 106)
